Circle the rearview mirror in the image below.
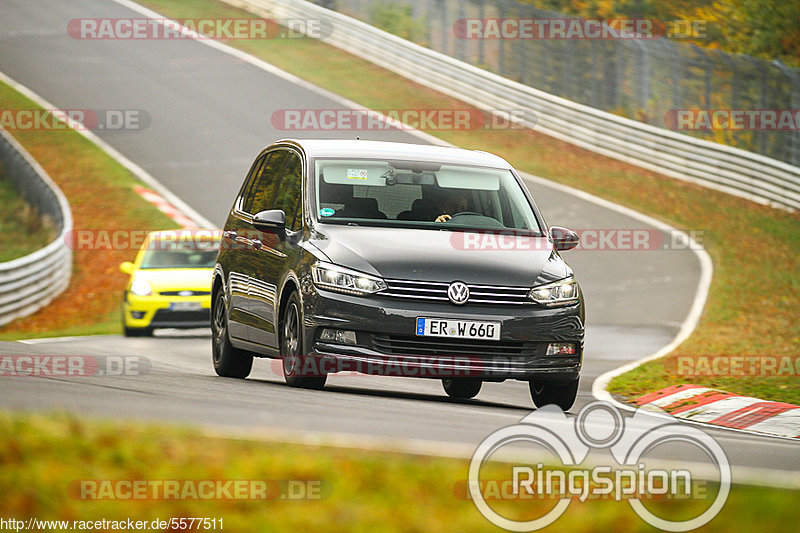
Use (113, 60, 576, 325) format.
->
(550, 226, 579, 251)
(253, 209, 286, 232)
(119, 261, 135, 275)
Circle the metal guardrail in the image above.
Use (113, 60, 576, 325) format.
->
(236, 0, 800, 211)
(328, 0, 800, 168)
(0, 130, 72, 327)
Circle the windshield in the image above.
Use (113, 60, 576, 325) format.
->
(313, 159, 543, 233)
(140, 239, 219, 269)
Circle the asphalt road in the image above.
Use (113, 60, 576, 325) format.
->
(1, 0, 796, 486)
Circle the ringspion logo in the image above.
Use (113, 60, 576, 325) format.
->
(468, 402, 729, 531)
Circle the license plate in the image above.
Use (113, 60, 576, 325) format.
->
(170, 301, 202, 311)
(416, 318, 500, 340)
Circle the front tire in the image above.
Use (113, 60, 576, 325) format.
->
(442, 378, 482, 399)
(281, 292, 326, 390)
(529, 378, 579, 411)
(211, 287, 253, 378)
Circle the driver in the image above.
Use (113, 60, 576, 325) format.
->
(434, 192, 468, 223)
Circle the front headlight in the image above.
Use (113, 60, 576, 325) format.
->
(312, 262, 387, 295)
(129, 278, 154, 296)
(528, 277, 579, 307)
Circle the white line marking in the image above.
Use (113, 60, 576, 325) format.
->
(17, 335, 118, 344)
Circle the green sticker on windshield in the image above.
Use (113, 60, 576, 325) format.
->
(320, 208, 335, 217)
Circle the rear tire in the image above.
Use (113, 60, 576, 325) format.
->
(281, 292, 326, 390)
(211, 287, 253, 378)
(442, 378, 482, 399)
(529, 378, 579, 411)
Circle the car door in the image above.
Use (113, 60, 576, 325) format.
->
(240, 149, 292, 347)
(225, 149, 288, 343)
(248, 150, 304, 349)
(222, 152, 266, 341)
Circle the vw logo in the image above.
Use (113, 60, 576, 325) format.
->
(447, 281, 470, 305)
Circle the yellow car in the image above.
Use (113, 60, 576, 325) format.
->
(120, 229, 220, 337)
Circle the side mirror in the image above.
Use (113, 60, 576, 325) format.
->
(119, 261, 135, 275)
(252, 209, 286, 232)
(550, 226, 579, 251)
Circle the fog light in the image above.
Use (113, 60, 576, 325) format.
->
(547, 343, 576, 356)
(130, 311, 145, 319)
(320, 329, 357, 345)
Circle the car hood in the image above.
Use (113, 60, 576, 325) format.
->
(130, 268, 214, 293)
(309, 225, 570, 286)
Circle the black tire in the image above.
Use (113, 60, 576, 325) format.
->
(211, 288, 253, 378)
(442, 378, 482, 399)
(123, 326, 153, 337)
(281, 292, 326, 390)
(529, 378, 579, 411)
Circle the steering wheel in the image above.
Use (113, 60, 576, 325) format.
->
(447, 211, 483, 220)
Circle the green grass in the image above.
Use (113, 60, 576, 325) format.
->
(137, 0, 799, 404)
(0, 170, 56, 262)
(1, 409, 797, 532)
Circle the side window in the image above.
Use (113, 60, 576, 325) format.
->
(274, 153, 303, 232)
(237, 154, 266, 211)
(243, 150, 290, 214)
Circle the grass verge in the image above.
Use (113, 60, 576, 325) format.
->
(1, 409, 797, 532)
(137, 0, 799, 403)
(0, 170, 56, 262)
(0, 81, 178, 340)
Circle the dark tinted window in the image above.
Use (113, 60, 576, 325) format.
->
(274, 153, 303, 232)
(238, 154, 266, 210)
(243, 150, 289, 214)
(140, 240, 220, 269)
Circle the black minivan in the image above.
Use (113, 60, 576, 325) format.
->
(212, 139, 585, 409)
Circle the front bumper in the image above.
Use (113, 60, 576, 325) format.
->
(300, 286, 584, 381)
(123, 293, 211, 329)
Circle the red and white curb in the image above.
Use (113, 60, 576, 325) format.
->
(134, 185, 198, 229)
(634, 384, 800, 439)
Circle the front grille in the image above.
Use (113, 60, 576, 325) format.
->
(159, 290, 210, 296)
(382, 279, 530, 305)
(151, 309, 210, 326)
(371, 334, 542, 358)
